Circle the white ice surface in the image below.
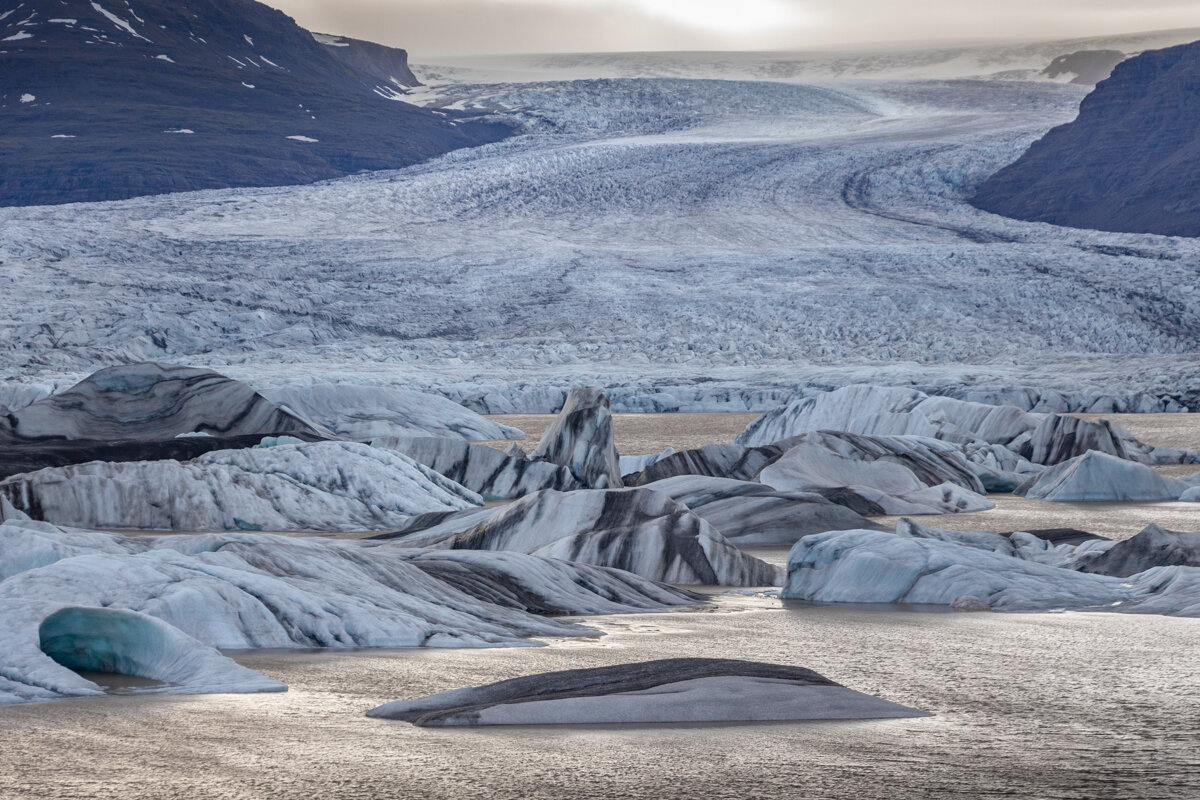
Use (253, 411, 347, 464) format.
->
(782, 528, 1200, 616)
(263, 383, 521, 442)
(2, 70, 1199, 407)
(0, 441, 483, 531)
(1019, 451, 1191, 502)
(0, 519, 698, 705)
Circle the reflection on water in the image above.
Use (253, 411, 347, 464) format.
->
(71, 672, 170, 696)
(1, 596, 1197, 800)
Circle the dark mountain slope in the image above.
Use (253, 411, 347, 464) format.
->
(972, 41, 1200, 237)
(313, 32, 419, 93)
(0, 0, 510, 206)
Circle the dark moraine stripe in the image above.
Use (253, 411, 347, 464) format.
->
(0, 432, 327, 480)
(625, 443, 785, 485)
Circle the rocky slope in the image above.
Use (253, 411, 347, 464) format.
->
(973, 41, 1200, 236)
(0, 0, 509, 205)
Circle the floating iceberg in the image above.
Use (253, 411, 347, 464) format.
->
(1015, 450, 1191, 502)
(642, 475, 884, 546)
(530, 388, 622, 488)
(263, 383, 522, 442)
(1073, 524, 1200, 577)
(758, 432, 993, 516)
(625, 442, 784, 485)
(1, 362, 322, 442)
(379, 487, 782, 586)
(781, 526, 1200, 615)
(738, 385, 1197, 466)
(376, 436, 580, 500)
(0, 519, 700, 705)
(0, 441, 483, 531)
(368, 658, 928, 726)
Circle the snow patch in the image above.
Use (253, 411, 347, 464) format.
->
(312, 32, 349, 47)
(155, 54, 174, 62)
(18, 93, 35, 103)
(89, 2, 151, 42)
(286, 135, 319, 143)
(164, 128, 194, 134)
(3, 32, 33, 42)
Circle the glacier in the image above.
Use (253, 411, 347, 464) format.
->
(1, 65, 1199, 408)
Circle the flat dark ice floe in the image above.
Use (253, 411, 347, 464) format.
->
(367, 658, 929, 726)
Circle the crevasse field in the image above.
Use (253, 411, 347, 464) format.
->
(2, 46, 1199, 406)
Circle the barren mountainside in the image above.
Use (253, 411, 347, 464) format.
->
(972, 40, 1200, 236)
(0, 0, 510, 206)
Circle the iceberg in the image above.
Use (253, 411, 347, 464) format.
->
(530, 388, 622, 489)
(781, 526, 1200, 615)
(376, 435, 580, 500)
(642, 475, 884, 546)
(738, 385, 1197, 466)
(624, 442, 784, 485)
(0, 519, 701, 705)
(1073, 524, 1200, 577)
(367, 658, 928, 726)
(263, 383, 522, 442)
(1015, 450, 1191, 502)
(379, 486, 783, 586)
(1, 362, 322, 442)
(758, 432, 993, 515)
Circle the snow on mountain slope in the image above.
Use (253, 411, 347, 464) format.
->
(0, 0, 509, 206)
(2, 66, 1199, 407)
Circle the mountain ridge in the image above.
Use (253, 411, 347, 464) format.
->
(0, 0, 511, 206)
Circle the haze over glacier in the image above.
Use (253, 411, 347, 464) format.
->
(3, 33, 1200, 408)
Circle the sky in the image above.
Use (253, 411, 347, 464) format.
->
(271, 0, 1200, 58)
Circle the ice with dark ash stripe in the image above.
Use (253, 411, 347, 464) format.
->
(530, 388, 623, 489)
(378, 486, 782, 586)
(367, 658, 928, 726)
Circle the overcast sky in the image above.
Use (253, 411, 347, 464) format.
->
(272, 0, 1200, 58)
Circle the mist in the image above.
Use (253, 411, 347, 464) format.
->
(270, 0, 1200, 58)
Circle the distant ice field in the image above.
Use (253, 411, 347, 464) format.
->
(2, 69, 1198, 404)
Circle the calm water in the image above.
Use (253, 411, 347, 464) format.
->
(1, 596, 1197, 800)
(3, 411, 1199, 799)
